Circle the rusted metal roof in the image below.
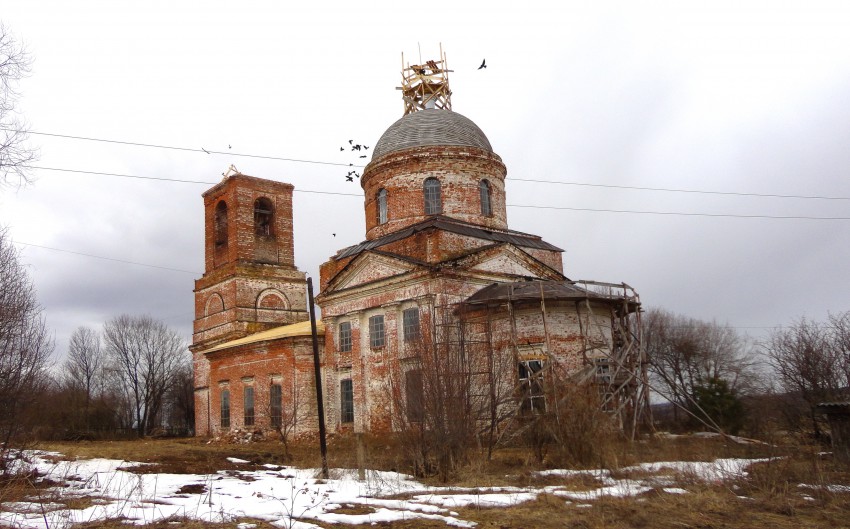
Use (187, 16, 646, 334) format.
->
(335, 216, 562, 260)
(464, 280, 639, 309)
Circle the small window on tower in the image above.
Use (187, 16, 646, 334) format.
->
(215, 201, 228, 247)
(424, 178, 442, 215)
(480, 180, 492, 216)
(377, 189, 388, 224)
(254, 197, 274, 236)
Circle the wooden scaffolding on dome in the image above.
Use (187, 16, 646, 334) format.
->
(399, 47, 453, 115)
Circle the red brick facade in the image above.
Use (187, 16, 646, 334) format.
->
(192, 109, 639, 438)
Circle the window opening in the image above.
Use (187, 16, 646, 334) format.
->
(215, 201, 228, 246)
(243, 386, 255, 426)
(340, 379, 354, 423)
(480, 180, 492, 216)
(220, 389, 230, 428)
(254, 197, 274, 236)
(403, 308, 420, 342)
(270, 383, 282, 428)
(369, 315, 385, 348)
(377, 189, 388, 224)
(405, 369, 424, 422)
(423, 178, 442, 215)
(518, 360, 545, 413)
(339, 321, 352, 352)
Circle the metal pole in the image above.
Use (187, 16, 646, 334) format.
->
(307, 277, 329, 479)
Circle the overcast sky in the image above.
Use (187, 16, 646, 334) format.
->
(2, 1, 849, 361)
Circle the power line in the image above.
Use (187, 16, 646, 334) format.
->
(26, 166, 363, 197)
(510, 177, 850, 201)
(26, 165, 850, 220)
(7, 128, 366, 168)
(8, 126, 850, 201)
(13, 240, 200, 275)
(506, 203, 850, 220)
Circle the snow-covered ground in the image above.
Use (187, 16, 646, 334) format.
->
(0, 451, 772, 528)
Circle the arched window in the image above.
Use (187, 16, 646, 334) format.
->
(254, 197, 274, 236)
(377, 188, 388, 224)
(480, 180, 492, 216)
(214, 201, 228, 246)
(423, 178, 442, 215)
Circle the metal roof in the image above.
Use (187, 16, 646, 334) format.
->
(202, 319, 324, 354)
(464, 280, 637, 308)
(335, 216, 563, 260)
(372, 109, 493, 159)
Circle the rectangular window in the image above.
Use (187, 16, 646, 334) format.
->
(339, 321, 352, 352)
(340, 379, 354, 423)
(518, 360, 545, 414)
(402, 308, 420, 342)
(220, 389, 230, 429)
(369, 315, 385, 348)
(270, 383, 282, 428)
(405, 369, 424, 422)
(244, 386, 255, 426)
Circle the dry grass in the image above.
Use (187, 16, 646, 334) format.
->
(15, 433, 848, 528)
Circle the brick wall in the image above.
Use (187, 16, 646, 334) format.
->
(361, 146, 508, 239)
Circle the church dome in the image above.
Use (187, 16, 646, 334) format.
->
(372, 109, 493, 159)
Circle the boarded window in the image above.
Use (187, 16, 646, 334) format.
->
(518, 360, 545, 414)
(220, 389, 230, 428)
(244, 386, 255, 426)
(423, 178, 441, 215)
(254, 197, 274, 236)
(377, 188, 388, 224)
(369, 315, 385, 348)
(480, 180, 492, 216)
(340, 379, 354, 423)
(339, 321, 352, 352)
(215, 201, 228, 246)
(270, 383, 282, 428)
(402, 308, 420, 342)
(405, 369, 424, 422)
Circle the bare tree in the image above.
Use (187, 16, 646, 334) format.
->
(64, 327, 104, 421)
(0, 228, 53, 458)
(766, 314, 849, 438)
(0, 24, 37, 188)
(644, 308, 757, 427)
(102, 314, 186, 438)
(162, 356, 194, 435)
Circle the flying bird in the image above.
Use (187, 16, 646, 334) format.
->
(333, 233, 336, 237)
(340, 147, 344, 151)
(363, 145, 370, 150)
(349, 139, 353, 144)
(359, 155, 367, 158)
(345, 175, 354, 182)
(478, 59, 486, 70)
(228, 144, 231, 149)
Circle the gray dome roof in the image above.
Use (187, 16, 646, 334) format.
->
(372, 109, 493, 159)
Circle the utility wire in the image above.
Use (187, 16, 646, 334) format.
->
(13, 240, 200, 275)
(10, 128, 366, 168)
(506, 203, 850, 220)
(510, 177, 850, 201)
(7, 126, 850, 201)
(23, 165, 850, 220)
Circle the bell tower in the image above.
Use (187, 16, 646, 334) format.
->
(191, 167, 308, 351)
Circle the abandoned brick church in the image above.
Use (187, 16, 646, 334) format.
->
(190, 56, 647, 438)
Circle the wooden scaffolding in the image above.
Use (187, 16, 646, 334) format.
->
(398, 47, 453, 115)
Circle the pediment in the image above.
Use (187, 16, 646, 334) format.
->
(457, 244, 563, 281)
(328, 251, 420, 291)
